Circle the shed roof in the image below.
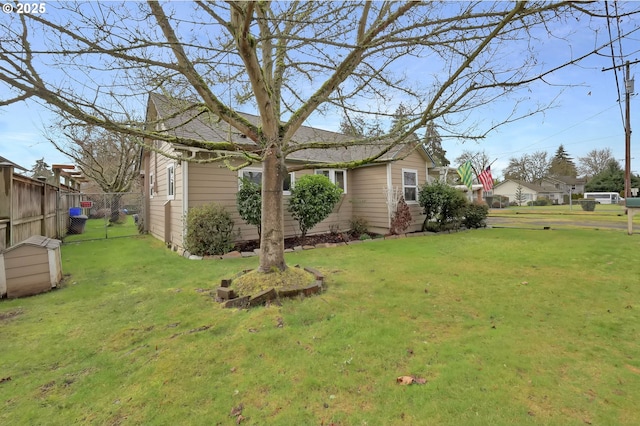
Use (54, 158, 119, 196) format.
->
(2, 235, 62, 254)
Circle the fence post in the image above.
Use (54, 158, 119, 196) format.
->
(0, 162, 14, 247)
(38, 178, 48, 237)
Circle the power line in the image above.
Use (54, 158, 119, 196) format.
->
(495, 103, 620, 158)
(604, 0, 625, 127)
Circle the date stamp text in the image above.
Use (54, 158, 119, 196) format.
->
(3, 2, 47, 14)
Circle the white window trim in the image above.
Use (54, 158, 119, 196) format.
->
(402, 168, 418, 203)
(149, 172, 155, 198)
(315, 169, 347, 194)
(167, 163, 175, 200)
(238, 167, 294, 195)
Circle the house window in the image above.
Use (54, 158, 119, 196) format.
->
(167, 164, 175, 200)
(239, 168, 294, 194)
(402, 169, 418, 202)
(315, 169, 347, 193)
(149, 172, 155, 198)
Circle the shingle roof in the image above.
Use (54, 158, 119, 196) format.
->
(147, 93, 428, 165)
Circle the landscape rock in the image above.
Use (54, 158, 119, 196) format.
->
(217, 287, 236, 300)
(222, 251, 242, 259)
(223, 296, 250, 309)
(248, 288, 277, 307)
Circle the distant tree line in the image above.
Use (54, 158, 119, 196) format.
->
(455, 146, 636, 194)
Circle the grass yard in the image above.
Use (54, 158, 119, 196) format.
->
(1, 228, 640, 425)
(488, 203, 640, 231)
(64, 215, 140, 242)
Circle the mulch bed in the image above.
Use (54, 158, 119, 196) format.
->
(233, 232, 380, 252)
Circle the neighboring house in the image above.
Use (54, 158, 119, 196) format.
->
(542, 176, 587, 196)
(492, 179, 564, 205)
(141, 93, 437, 253)
(494, 176, 587, 206)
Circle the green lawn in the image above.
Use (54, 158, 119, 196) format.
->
(2, 228, 640, 425)
(488, 203, 640, 230)
(64, 215, 140, 242)
(491, 202, 626, 217)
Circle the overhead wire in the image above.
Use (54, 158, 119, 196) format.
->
(484, 3, 631, 167)
(604, 0, 625, 127)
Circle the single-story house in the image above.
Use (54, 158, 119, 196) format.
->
(492, 179, 565, 205)
(141, 93, 440, 253)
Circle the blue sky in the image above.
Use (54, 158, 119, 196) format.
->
(0, 2, 638, 179)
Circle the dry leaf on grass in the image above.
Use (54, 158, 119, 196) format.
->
(396, 375, 427, 385)
(230, 403, 243, 417)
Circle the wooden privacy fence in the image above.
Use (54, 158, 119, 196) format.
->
(0, 162, 81, 250)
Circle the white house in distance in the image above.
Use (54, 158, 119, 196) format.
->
(493, 176, 588, 206)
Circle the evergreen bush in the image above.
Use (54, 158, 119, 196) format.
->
(184, 203, 237, 256)
(236, 177, 262, 239)
(418, 181, 466, 232)
(579, 199, 597, 211)
(463, 202, 489, 228)
(288, 174, 343, 240)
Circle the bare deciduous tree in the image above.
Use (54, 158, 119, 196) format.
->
(578, 147, 617, 177)
(455, 150, 491, 177)
(48, 122, 141, 194)
(503, 151, 550, 183)
(1, 1, 635, 273)
(47, 121, 142, 222)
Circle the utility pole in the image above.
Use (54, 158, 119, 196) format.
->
(603, 59, 637, 199)
(624, 61, 633, 199)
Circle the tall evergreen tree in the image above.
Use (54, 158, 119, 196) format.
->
(423, 122, 449, 166)
(29, 158, 55, 184)
(339, 114, 366, 137)
(389, 103, 412, 136)
(338, 114, 384, 138)
(548, 144, 577, 177)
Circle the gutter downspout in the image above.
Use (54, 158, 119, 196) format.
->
(182, 160, 189, 254)
(386, 163, 392, 229)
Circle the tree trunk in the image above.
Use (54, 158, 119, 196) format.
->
(258, 145, 287, 273)
(109, 193, 122, 223)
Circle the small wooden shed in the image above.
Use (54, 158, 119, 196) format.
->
(0, 235, 63, 298)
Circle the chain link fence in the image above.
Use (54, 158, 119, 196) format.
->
(62, 192, 144, 241)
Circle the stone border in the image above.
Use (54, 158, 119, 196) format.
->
(184, 232, 436, 260)
(217, 265, 325, 309)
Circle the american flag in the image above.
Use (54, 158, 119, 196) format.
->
(478, 166, 493, 191)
